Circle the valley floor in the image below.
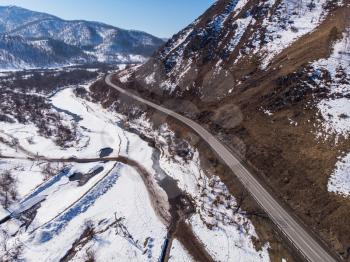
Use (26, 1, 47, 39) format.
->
(0, 76, 271, 261)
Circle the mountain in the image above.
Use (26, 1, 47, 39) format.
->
(0, 5, 165, 69)
(0, 35, 93, 69)
(116, 0, 350, 260)
(134, 0, 345, 95)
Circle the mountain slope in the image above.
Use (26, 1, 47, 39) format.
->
(115, 0, 350, 260)
(0, 35, 93, 69)
(0, 6, 165, 68)
(134, 0, 342, 95)
(0, 5, 54, 32)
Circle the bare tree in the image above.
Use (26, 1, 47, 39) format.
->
(42, 163, 60, 181)
(0, 171, 18, 209)
(114, 214, 142, 250)
(84, 220, 96, 239)
(0, 229, 23, 261)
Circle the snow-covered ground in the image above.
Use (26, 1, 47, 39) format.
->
(0, 84, 169, 261)
(24, 164, 167, 261)
(308, 29, 350, 197)
(328, 153, 350, 197)
(261, 0, 329, 68)
(318, 98, 350, 138)
(227, 16, 255, 56)
(314, 29, 350, 139)
(0, 79, 270, 261)
(165, 159, 270, 261)
(168, 240, 193, 262)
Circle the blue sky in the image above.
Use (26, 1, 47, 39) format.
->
(0, 0, 216, 38)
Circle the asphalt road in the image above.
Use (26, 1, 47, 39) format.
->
(105, 74, 338, 262)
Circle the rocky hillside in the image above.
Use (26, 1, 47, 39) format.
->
(117, 0, 350, 260)
(0, 6, 165, 69)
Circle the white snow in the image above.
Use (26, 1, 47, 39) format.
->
(261, 0, 329, 68)
(0, 84, 170, 261)
(145, 72, 156, 85)
(168, 239, 193, 262)
(0, 88, 161, 259)
(0, 159, 45, 198)
(27, 163, 117, 227)
(24, 165, 167, 261)
(158, 147, 270, 261)
(227, 16, 254, 53)
(234, 0, 250, 16)
(314, 29, 350, 139)
(190, 213, 270, 262)
(262, 108, 273, 116)
(318, 98, 350, 138)
(210, 0, 243, 32)
(164, 27, 194, 56)
(0, 80, 272, 261)
(312, 30, 350, 196)
(30, 39, 52, 53)
(328, 153, 350, 197)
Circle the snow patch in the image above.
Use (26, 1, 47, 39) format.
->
(314, 29, 350, 138)
(261, 0, 329, 68)
(328, 153, 350, 197)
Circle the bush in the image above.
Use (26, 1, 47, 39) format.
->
(329, 26, 341, 42)
(291, 26, 299, 33)
(250, 54, 262, 69)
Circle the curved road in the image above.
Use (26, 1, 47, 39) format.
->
(105, 74, 337, 262)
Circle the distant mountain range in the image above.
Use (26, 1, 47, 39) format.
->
(0, 5, 165, 69)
